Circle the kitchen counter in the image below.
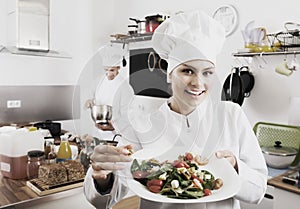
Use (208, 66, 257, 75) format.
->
(0, 173, 90, 209)
(268, 167, 300, 194)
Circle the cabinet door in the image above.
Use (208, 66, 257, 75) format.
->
(273, 187, 300, 209)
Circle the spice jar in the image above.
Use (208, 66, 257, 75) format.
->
(27, 150, 45, 180)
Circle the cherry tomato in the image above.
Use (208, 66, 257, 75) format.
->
(191, 174, 204, 183)
(147, 179, 163, 187)
(204, 188, 212, 196)
(133, 171, 148, 179)
(148, 185, 161, 193)
(185, 152, 193, 161)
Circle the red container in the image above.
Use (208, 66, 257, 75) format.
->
(0, 154, 28, 179)
(145, 14, 163, 33)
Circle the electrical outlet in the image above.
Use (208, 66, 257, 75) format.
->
(7, 100, 22, 108)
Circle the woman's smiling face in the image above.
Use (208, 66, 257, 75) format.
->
(169, 59, 215, 114)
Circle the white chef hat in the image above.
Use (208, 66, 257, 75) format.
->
(152, 10, 226, 80)
(99, 44, 122, 67)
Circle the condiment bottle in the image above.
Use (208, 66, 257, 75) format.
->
(44, 138, 54, 160)
(298, 170, 300, 189)
(79, 137, 94, 173)
(27, 150, 45, 180)
(56, 135, 72, 162)
(47, 143, 57, 164)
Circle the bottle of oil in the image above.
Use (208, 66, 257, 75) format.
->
(56, 135, 72, 162)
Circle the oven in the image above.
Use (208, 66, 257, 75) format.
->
(129, 47, 171, 99)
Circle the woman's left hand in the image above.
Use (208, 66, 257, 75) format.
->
(215, 150, 238, 172)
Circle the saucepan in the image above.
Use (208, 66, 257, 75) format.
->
(261, 141, 298, 168)
(221, 66, 255, 105)
(239, 66, 255, 98)
(129, 18, 146, 34)
(91, 105, 113, 125)
(221, 67, 245, 106)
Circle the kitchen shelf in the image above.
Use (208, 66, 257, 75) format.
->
(233, 50, 300, 57)
(111, 33, 153, 44)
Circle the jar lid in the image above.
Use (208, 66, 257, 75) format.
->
(27, 150, 45, 158)
(261, 141, 298, 156)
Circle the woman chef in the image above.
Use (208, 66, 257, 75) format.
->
(83, 10, 268, 209)
(85, 44, 135, 141)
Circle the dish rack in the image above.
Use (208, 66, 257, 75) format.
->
(253, 122, 300, 167)
(267, 22, 300, 51)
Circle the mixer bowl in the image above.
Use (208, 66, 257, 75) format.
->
(91, 105, 112, 124)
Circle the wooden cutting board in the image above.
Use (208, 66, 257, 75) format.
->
(267, 168, 300, 194)
(26, 178, 84, 196)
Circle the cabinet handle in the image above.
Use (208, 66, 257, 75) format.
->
(264, 193, 274, 199)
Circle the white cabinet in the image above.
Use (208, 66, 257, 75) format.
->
(273, 187, 300, 209)
(241, 185, 300, 209)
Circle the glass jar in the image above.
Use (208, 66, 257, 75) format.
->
(27, 150, 45, 180)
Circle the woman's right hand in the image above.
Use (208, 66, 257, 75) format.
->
(90, 144, 133, 181)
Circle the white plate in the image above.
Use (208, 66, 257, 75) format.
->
(125, 148, 241, 203)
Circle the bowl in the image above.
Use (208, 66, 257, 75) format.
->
(261, 141, 298, 169)
(91, 105, 113, 125)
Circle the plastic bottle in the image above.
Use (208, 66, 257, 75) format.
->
(56, 135, 72, 162)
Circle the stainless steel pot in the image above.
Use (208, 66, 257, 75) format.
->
(91, 105, 112, 125)
(261, 141, 298, 168)
(129, 18, 146, 34)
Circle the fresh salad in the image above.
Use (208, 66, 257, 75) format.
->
(130, 152, 223, 199)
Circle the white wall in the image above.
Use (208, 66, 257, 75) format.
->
(0, 0, 117, 134)
(1, 0, 300, 134)
(110, 0, 300, 127)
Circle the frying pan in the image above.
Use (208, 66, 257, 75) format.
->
(239, 66, 255, 97)
(221, 67, 245, 106)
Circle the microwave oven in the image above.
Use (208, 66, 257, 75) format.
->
(129, 48, 171, 98)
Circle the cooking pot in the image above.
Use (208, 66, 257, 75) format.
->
(145, 14, 164, 33)
(261, 141, 298, 169)
(128, 24, 138, 35)
(221, 67, 245, 106)
(129, 18, 146, 34)
(91, 105, 112, 125)
(33, 120, 61, 137)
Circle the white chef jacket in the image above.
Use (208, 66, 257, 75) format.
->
(93, 74, 135, 140)
(84, 99, 268, 209)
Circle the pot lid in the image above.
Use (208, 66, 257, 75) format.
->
(261, 141, 298, 156)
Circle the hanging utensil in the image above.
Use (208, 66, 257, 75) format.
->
(221, 67, 245, 106)
(122, 43, 127, 67)
(239, 66, 255, 97)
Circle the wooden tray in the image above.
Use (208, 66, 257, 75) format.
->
(26, 178, 84, 196)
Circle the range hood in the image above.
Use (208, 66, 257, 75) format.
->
(17, 0, 50, 51)
(2, 0, 71, 58)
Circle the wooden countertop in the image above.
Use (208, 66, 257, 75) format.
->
(0, 173, 83, 209)
(113, 195, 140, 209)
